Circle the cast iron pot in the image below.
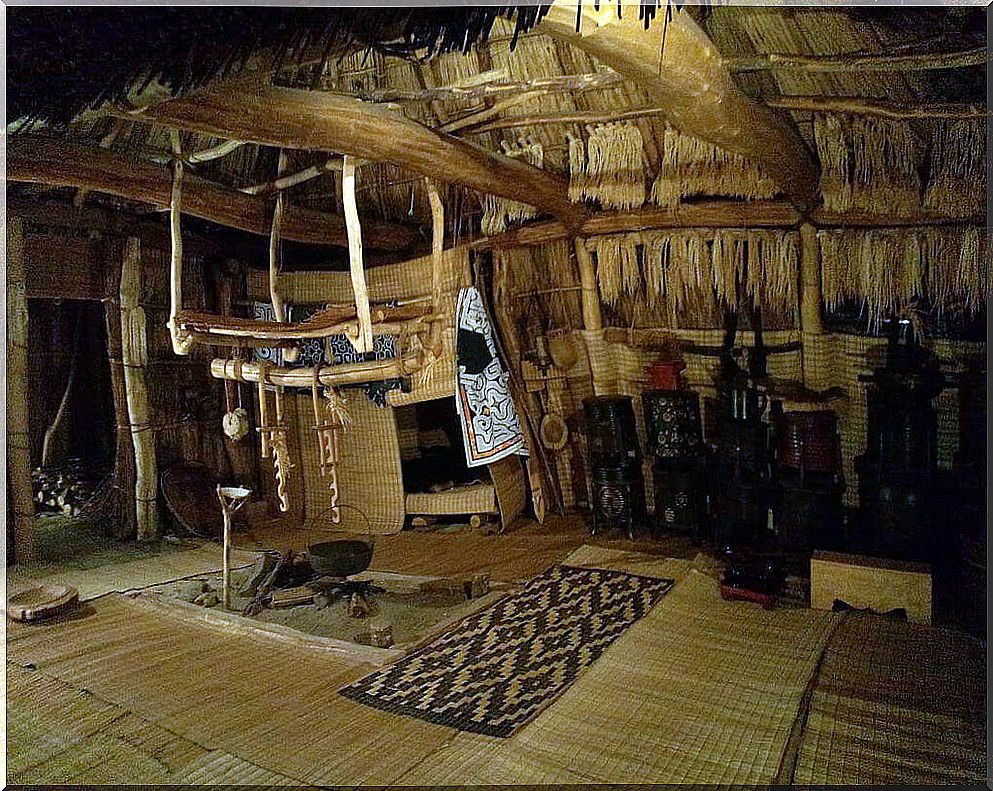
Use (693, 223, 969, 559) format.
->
(307, 539, 374, 578)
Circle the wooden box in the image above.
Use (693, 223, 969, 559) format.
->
(810, 551, 932, 624)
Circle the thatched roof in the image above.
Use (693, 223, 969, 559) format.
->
(7, 5, 986, 268)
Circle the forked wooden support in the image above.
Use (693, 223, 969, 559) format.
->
(271, 150, 299, 364)
(166, 132, 195, 356)
(342, 155, 374, 354)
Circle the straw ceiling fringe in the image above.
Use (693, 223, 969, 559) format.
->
(591, 229, 799, 322)
(651, 127, 778, 207)
(814, 114, 923, 214)
(924, 119, 987, 216)
(569, 123, 647, 210)
(818, 226, 990, 326)
(481, 137, 543, 235)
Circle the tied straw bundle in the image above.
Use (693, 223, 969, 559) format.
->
(813, 114, 923, 214)
(652, 127, 778, 207)
(924, 119, 986, 217)
(569, 123, 647, 210)
(818, 226, 989, 326)
(481, 137, 544, 235)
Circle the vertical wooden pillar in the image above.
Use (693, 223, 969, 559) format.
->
(799, 222, 828, 390)
(7, 218, 36, 561)
(573, 238, 602, 332)
(120, 237, 159, 540)
(104, 238, 137, 539)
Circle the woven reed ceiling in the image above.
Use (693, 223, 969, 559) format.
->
(8, 5, 986, 259)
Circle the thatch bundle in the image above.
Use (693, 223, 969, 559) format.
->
(651, 127, 778, 207)
(924, 119, 987, 217)
(569, 123, 647, 210)
(493, 239, 582, 331)
(818, 225, 990, 325)
(591, 229, 799, 324)
(814, 114, 923, 214)
(481, 137, 543, 235)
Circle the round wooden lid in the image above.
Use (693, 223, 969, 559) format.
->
(7, 583, 79, 622)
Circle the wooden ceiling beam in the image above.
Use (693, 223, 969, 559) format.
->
(7, 136, 418, 251)
(764, 96, 988, 120)
(538, 3, 821, 211)
(727, 45, 988, 73)
(130, 80, 585, 231)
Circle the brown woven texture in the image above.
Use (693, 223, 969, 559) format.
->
(396, 557, 838, 784)
(405, 482, 498, 516)
(794, 614, 987, 785)
(294, 390, 406, 535)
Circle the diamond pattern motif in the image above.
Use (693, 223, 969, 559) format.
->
(338, 565, 674, 737)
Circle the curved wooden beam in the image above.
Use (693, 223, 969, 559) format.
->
(538, 3, 820, 211)
(133, 81, 584, 231)
(6, 135, 418, 251)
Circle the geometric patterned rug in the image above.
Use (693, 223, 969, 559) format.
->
(339, 565, 674, 737)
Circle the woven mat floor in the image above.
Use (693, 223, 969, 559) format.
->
(794, 614, 987, 785)
(6, 539, 986, 786)
(394, 549, 838, 785)
(6, 542, 259, 602)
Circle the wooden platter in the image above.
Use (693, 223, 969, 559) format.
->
(7, 583, 79, 622)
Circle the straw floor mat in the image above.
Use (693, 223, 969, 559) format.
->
(339, 563, 675, 736)
(794, 614, 987, 785)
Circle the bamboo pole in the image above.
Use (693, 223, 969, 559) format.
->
(120, 237, 159, 541)
(6, 218, 36, 561)
(342, 155, 374, 354)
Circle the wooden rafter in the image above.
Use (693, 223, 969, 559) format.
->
(765, 96, 988, 120)
(7, 136, 417, 250)
(538, 2, 821, 211)
(726, 45, 988, 73)
(131, 80, 585, 231)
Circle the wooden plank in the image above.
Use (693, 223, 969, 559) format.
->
(810, 550, 932, 624)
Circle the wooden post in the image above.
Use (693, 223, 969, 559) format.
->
(269, 150, 298, 363)
(425, 180, 446, 359)
(103, 238, 137, 540)
(167, 132, 194, 356)
(799, 222, 828, 390)
(7, 218, 36, 561)
(342, 155, 373, 353)
(120, 237, 159, 541)
(573, 238, 602, 331)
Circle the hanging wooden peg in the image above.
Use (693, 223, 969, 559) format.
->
(311, 368, 351, 524)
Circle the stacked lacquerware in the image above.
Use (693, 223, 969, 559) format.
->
(642, 389, 706, 538)
(583, 395, 645, 539)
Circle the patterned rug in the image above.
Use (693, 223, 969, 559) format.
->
(339, 565, 674, 737)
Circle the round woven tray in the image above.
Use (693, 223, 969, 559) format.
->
(7, 583, 79, 622)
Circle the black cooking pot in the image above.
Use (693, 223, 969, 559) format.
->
(307, 539, 374, 578)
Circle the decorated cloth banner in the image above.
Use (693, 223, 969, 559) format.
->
(455, 286, 528, 468)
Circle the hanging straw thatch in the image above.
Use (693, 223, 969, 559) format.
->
(596, 228, 799, 324)
(813, 114, 923, 214)
(481, 137, 543, 235)
(570, 123, 647, 210)
(818, 225, 990, 326)
(924, 119, 987, 216)
(651, 126, 778, 207)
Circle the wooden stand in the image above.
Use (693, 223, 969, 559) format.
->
(216, 485, 251, 611)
